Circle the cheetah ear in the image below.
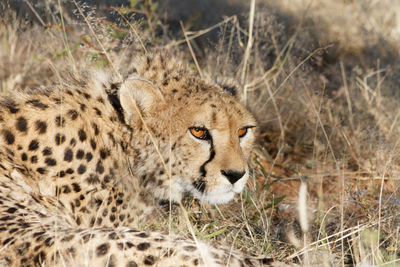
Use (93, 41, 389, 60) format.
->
(215, 77, 240, 97)
(119, 76, 165, 124)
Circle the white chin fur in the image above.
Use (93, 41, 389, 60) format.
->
(190, 187, 235, 204)
(177, 173, 249, 205)
(192, 177, 248, 205)
(201, 191, 235, 204)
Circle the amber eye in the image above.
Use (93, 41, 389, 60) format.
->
(238, 127, 248, 138)
(189, 127, 209, 140)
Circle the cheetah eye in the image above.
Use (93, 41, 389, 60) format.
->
(238, 126, 255, 138)
(238, 128, 248, 138)
(189, 127, 210, 140)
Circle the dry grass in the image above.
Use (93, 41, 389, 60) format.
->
(2, 0, 400, 265)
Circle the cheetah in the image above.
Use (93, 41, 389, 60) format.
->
(0, 53, 277, 266)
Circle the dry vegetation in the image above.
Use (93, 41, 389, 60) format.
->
(2, 0, 400, 265)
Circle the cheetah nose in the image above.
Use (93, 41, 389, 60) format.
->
(221, 170, 246, 185)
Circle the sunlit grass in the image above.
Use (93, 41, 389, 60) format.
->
(1, 0, 400, 265)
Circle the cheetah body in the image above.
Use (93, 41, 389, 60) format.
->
(0, 54, 273, 266)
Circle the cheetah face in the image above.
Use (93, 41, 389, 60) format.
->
(172, 99, 256, 204)
(120, 76, 256, 205)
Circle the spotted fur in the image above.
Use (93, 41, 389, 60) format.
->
(0, 54, 279, 266)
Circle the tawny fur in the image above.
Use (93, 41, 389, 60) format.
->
(0, 54, 279, 266)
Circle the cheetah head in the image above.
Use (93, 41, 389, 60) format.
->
(118, 74, 256, 205)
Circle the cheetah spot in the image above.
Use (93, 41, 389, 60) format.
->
(96, 243, 110, 256)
